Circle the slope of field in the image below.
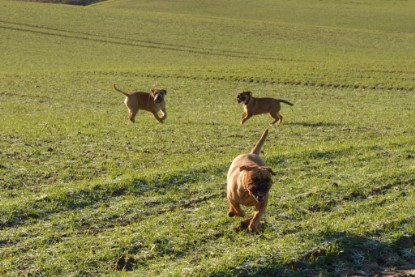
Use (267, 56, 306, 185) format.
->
(0, 0, 414, 276)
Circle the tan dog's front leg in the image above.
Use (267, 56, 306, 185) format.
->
(152, 110, 165, 123)
(248, 211, 262, 232)
(160, 108, 167, 121)
(240, 217, 252, 229)
(248, 202, 267, 232)
(241, 112, 251, 125)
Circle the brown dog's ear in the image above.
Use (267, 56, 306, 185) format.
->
(151, 89, 166, 94)
(240, 165, 256, 172)
(246, 91, 252, 95)
(150, 89, 159, 97)
(265, 167, 276, 175)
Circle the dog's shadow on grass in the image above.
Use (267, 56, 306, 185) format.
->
(223, 228, 415, 276)
(284, 230, 415, 276)
(285, 121, 343, 128)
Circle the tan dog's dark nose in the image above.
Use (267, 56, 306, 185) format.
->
(257, 196, 264, 202)
(256, 193, 266, 202)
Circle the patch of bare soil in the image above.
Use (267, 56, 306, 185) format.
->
(24, 0, 106, 6)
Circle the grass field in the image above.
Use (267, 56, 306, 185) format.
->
(1, 0, 414, 275)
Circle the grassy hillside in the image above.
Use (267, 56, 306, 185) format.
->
(0, 0, 414, 276)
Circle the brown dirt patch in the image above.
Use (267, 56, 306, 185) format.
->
(24, 0, 106, 6)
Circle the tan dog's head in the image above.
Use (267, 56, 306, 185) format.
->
(151, 88, 167, 104)
(240, 165, 275, 202)
(236, 91, 252, 104)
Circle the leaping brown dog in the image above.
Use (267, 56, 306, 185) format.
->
(227, 129, 275, 232)
(237, 91, 293, 125)
(113, 84, 167, 123)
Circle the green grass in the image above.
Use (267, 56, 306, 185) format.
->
(1, 0, 415, 275)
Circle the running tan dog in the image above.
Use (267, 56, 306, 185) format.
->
(237, 91, 293, 125)
(227, 129, 275, 232)
(113, 84, 167, 123)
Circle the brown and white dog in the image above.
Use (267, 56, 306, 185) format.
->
(237, 91, 293, 125)
(226, 129, 275, 232)
(113, 84, 167, 123)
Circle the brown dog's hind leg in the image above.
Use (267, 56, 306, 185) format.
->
(270, 113, 283, 125)
(124, 96, 138, 123)
(128, 109, 137, 123)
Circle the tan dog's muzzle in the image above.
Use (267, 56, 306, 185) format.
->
(236, 93, 248, 104)
(153, 93, 164, 103)
(246, 179, 272, 203)
(236, 91, 252, 104)
(242, 166, 274, 203)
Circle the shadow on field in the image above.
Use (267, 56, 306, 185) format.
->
(224, 229, 415, 276)
(285, 231, 415, 276)
(0, 166, 228, 228)
(286, 121, 343, 128)
(24, 0, 106, 6)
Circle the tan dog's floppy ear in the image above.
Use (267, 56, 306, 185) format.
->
(151, 88, 167, 95)
(150, 88, 159, 98)
(240, 165, 256, 172)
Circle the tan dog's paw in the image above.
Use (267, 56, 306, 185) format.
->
(234, 218, 251, 232)
(228, 210, 237, 217)
(240, 218, 251, 229)
(239, 218, 260, 233)
(248, 220, 260, 233)
(235, 218, 261, 233)
(157, 110, 165, 118)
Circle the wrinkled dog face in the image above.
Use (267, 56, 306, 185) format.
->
(236, 91, 251, 104)
(152, 89, 167, 104)
(242, 166, 274, 202)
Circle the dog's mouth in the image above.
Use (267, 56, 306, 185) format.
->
(255, 193, 266, 202)
(248, 178, 271, 203)
(248, 186, 269, 203)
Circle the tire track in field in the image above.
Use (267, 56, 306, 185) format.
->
(107, 71, 414, 92)
(0, 20, 295, 62)
(0, 20, 262, 59)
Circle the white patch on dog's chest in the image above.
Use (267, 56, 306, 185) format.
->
(243, 105, 248, 112)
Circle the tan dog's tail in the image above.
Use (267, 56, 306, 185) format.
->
(279, 99, 294, 106)
(113, 84, 129, 97)
(250, 129, 269, 155)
